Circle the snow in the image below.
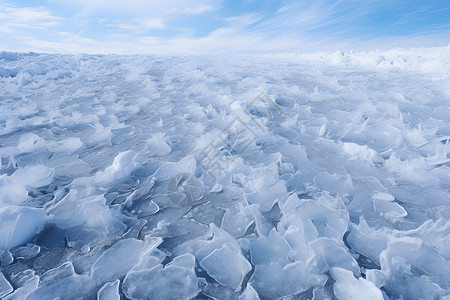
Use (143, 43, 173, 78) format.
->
(0, 46, 449, 299)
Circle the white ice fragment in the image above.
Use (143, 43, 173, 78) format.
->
(3, 272, 39, 300)
(371, 192, 395, 201)
(91, 238, 145, 283)
(48, 137, 83, 153)
(210, 183, 223, 193)
(314, 172, 353, 196)
(74, 150, 137, 186)
(331, 268, 383, 300)
(372, 199, 407, 222)
(97, 280, 120, 300)
(154, 155, 197, 180)
(342, 142, 382, 163)
(200, 244, 251, 291)
(250, 261, 327, 299)
(27, 262, 92, 300)
(123, 253, 199, 300)
(346, 218, 389, 264)
(17, 133, 46, 153)
(365, 269, 389, 289)
(146, 132, 171, 156)
(10, 165, 54, 188)
(309, 237, 359, 275)
(11, 243, 40, 260)
(0, 271, 13, 298)
(0, 178, 28, 205)
(49, 190, 121, 231)
(249, 229, 291, 266)
(0, 205, 46, 250)
(238, 284, 260, 300)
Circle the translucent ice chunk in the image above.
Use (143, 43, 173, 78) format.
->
(27, 262, 92, 300)
(17, 133, 46, 153)
(97, 280, 120, 300)
(330, 267, 383, 300)
(11, 243, 40, 260)
(123, 253, 199, 300)
(250, 261, 327, 299)
(0, 271, 13, 298)
(200, 244, 252, 291)
(91, 238, 151, 283)
(309, 237, 359, 275)
(146, 132, 171, 156)
(10, 165, 54, 188)
(48, 137, 83, 153)
(238, 284, 260, 300)
(0, 205, 46, 250)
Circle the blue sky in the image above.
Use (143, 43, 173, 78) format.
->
(0, 0, 449, 54)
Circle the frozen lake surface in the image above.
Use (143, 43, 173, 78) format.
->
(0, 47, 449, 299)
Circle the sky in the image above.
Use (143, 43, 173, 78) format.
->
(0, 0, 449, 54)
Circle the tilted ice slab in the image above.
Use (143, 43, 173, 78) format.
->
(0, 46, 449, 299)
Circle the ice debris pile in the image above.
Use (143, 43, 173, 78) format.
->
(0, 47, 449, 299)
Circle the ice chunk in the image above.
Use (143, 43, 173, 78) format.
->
(174, 224, 242, 262)
(17, 133, 46, 153)
(94, 150, 136, 183)
(309, 237, 359, 275)
(0, 165, 53, 205)
(27, 262, 92, 300)
(249, 229, 291, 266)
(3, 271, 39, 300)
(241, 164, 287, 211)
(314, 172, 354, 196)
(0, 179, 28, 205)
(239, 284, 260, 300)
(97, 280, 120, 300)
(49, 190, 125, 236)
(10, 165, 54, 188)
(365, 269, 389, 289)
(346, 218, 389, 264)
(48, 137, 83, 153)
(372, 196, 407, 222)
(11, 243, 40, 260)
(154, 155, 197, 180)
(380, 237, 450, 289)
(0, 205, 46, 250)
(91, 238, 150, 283)
(146, 132, 171, 156)
(250, 261, 327, 299)
(200, 244, 252, 291)
(0, 271, 13, 298)
(330, 267, 383, 300)
(342, 142, 382, 163)
(123, 253, 199, 300)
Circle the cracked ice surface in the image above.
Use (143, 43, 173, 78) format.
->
(0, 47, 449, 299)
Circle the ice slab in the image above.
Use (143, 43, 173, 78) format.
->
(0, 205, 46, 250)
(200, 244, 251, 291)
(0, 271, 13, 298)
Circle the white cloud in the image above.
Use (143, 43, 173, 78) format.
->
(107, 18, 166, 33)
(49, 0, 220, 17)
(0, 3, 63, 32)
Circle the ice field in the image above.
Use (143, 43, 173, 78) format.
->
(0, 47, 449, 299)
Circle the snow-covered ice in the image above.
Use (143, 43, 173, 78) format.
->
(0, 46, 449, 299)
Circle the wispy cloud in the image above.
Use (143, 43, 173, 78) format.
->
(0, 2, 62, 32)
(0, 0, 449, 54)
(107, 18, 166, 34)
